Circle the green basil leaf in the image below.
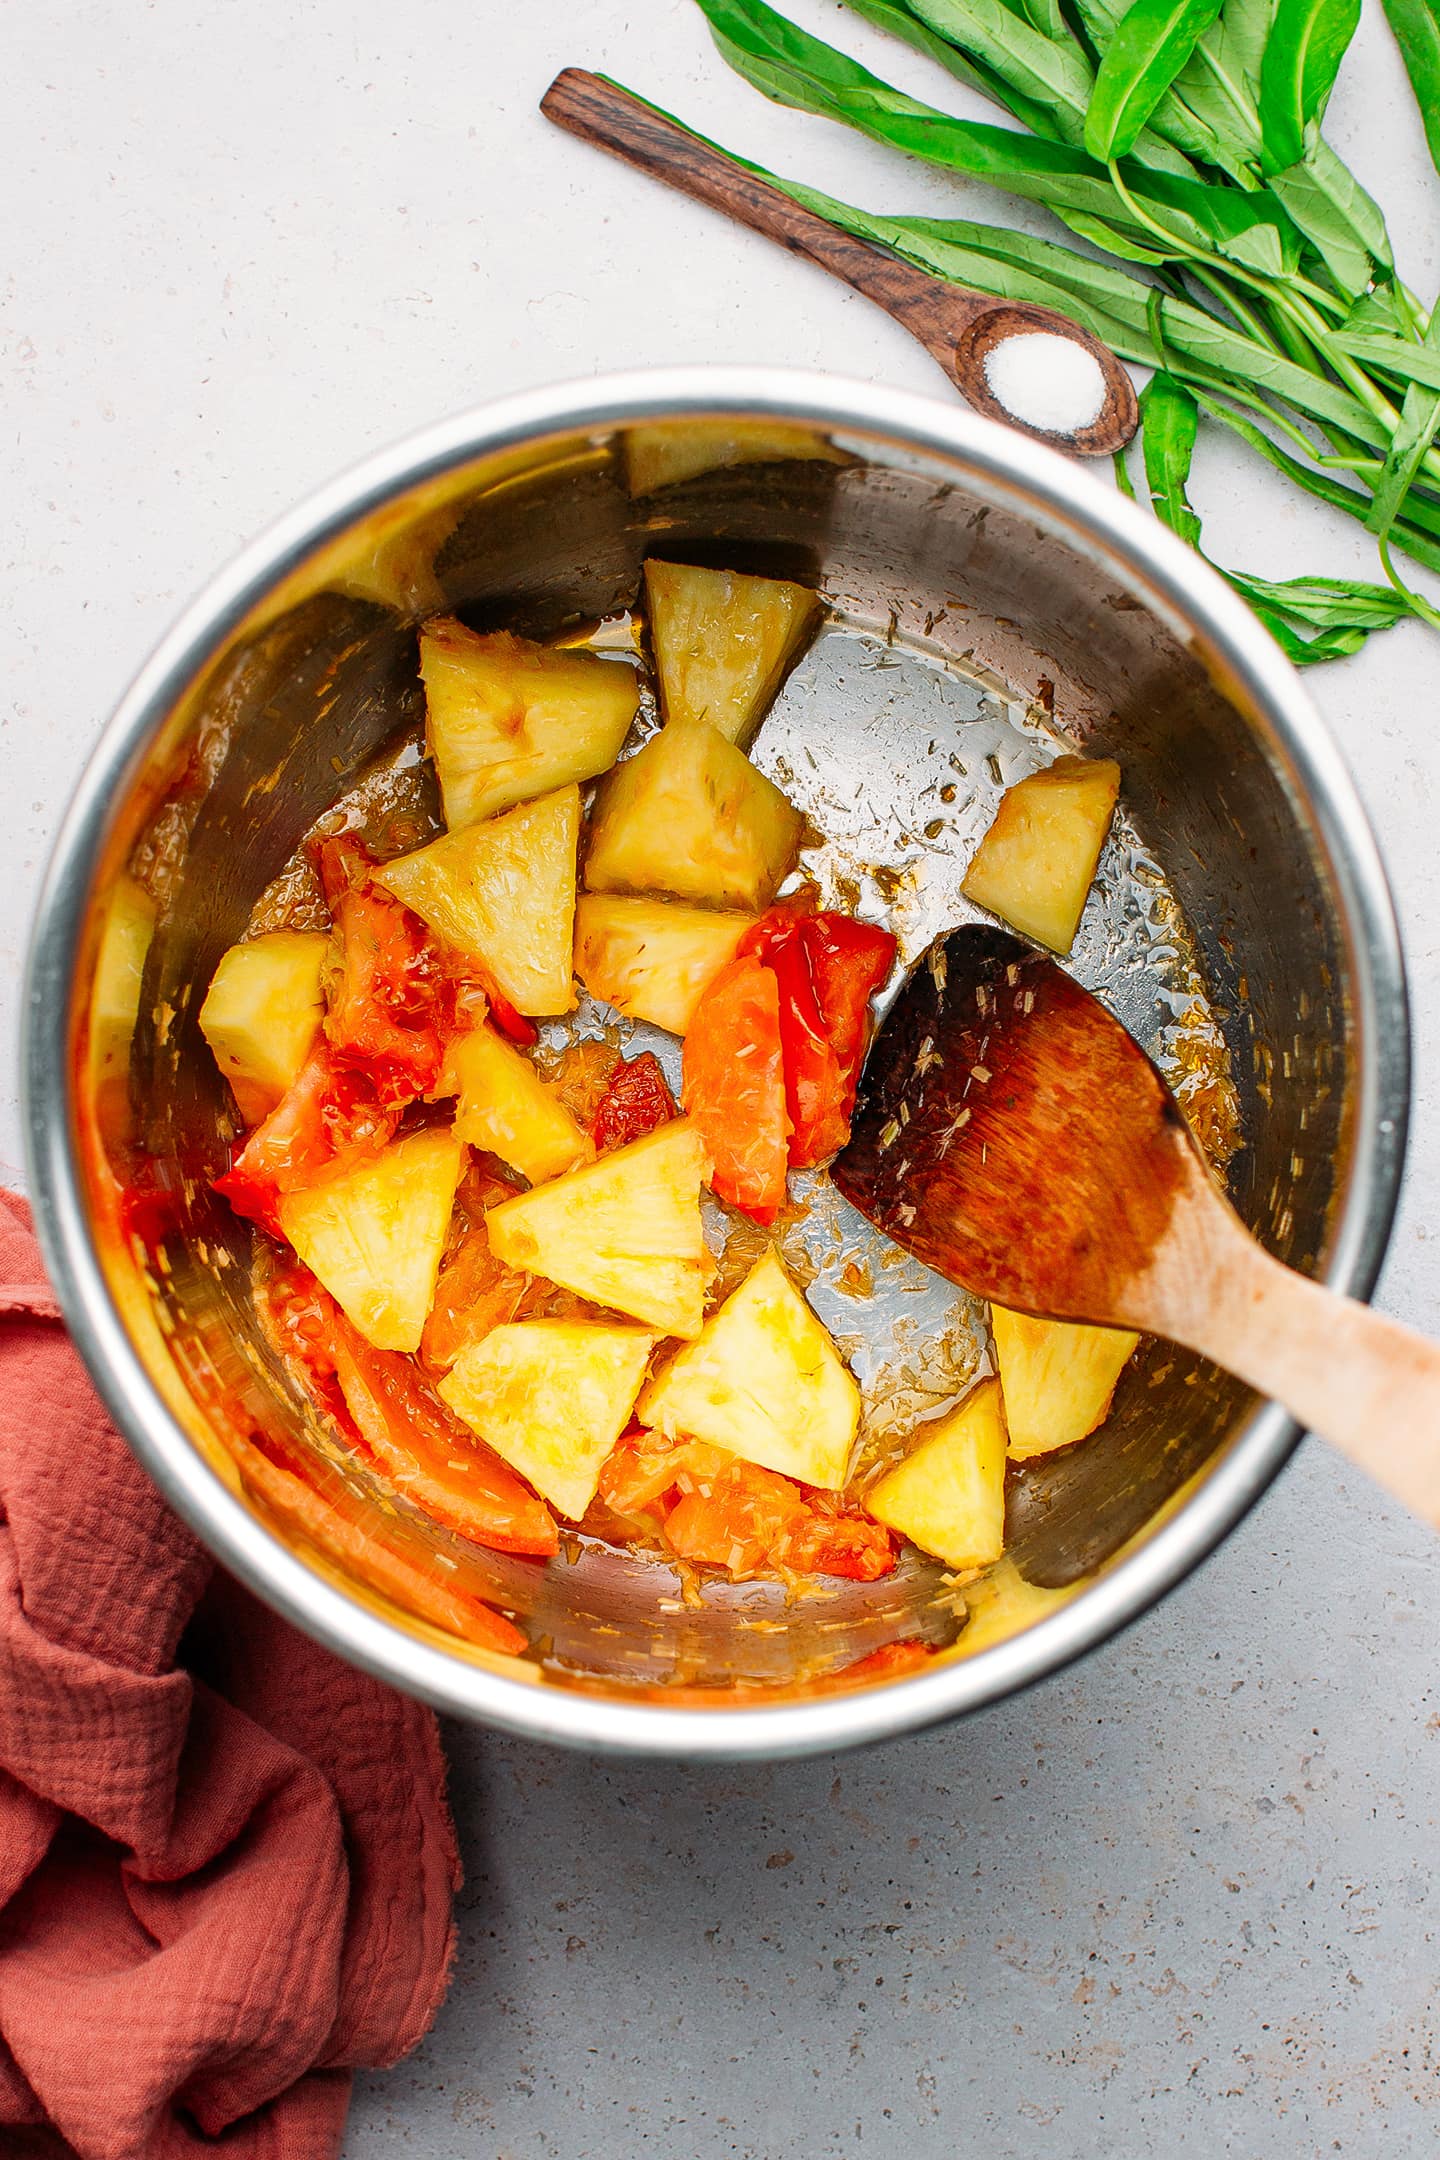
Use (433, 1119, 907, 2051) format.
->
(700, 0, 1296, 271)
(1223, 572, 1411, 627)
(839, 0, 1070, 138)
(1004, 0, 1071, 42)
(853, 0, 1201, 170)
(1138, 371, 1205, 543)
(1055, 0, 1246, 167)
(1084, 0, 1225, 159)
(1365, 305, 1440, 538)
(835, 0, 1100, 145)
(1380, 0, 1440, 176)
(1265, 144, 1391, 295)
(1193, 391, 1440, 574)
(1232, 598, 1371, 660)
(1257, 0, 1361, 174)
(1327, 330, 1440, 395)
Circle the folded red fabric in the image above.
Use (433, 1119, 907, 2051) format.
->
(0, 1188, 459, 2160)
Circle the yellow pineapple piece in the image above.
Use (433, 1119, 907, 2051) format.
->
(375, 784, 579, 1015)
(199, 930, 329, 1123)
(420, 618, 639, 829)
(452, 1025, 594, 1185)
(574, 894, 758, 1036)
(584, 718, 801, 912)
(991, 1305, 1139, 1461)
(87, 874, 156, 1130)
(868, 1379, 1008, 1572)
(277, 1126, 465, 1353)
(439, 1319, 655, 1520)
(623, 420, 841, 495)
(486, 1120, 711, 1338)
(644, 560, 821, 748)
(637, 1249, 858, 1489)
(961, 753, 1120, 955)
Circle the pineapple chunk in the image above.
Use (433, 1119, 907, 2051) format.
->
(376, 785, 579, 1015)
(277, 1126, 465, 1353)
(623, 420, 841, 495)
(992, 1305, 1139, 1461)
(439, 1320, 655, 1520)
(486, 1120, 711, 1338)
(585, 718, 801, 912)
(87, 874, 156, 1128)
(199, 930, 329, 1123)
(420, 618, 639, 829)
(961, 753, 1120, 955)
(644, 560, 820, 748)
(637, 1249, 858, 1489)
(452, 1025, 593, 1185)
(574, 894, 758, 1036)
(868, 1379, 1008, 1572)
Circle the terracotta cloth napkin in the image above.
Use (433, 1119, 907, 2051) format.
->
(0, 1187, 460, 2160)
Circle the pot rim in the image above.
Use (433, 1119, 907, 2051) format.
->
(23, 365, 1410, 1760)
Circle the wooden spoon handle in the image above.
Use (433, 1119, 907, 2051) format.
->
(540, 68, 986, 349)
(1182, 1229, 1440, 1526)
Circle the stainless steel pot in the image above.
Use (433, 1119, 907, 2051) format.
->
(24, 369, 1409, 1758)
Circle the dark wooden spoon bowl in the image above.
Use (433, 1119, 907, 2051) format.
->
(541, 68, 1138, 458)
(834, 925, 1440, 1530)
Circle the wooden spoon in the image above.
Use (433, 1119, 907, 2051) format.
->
(541, 69, 1139, 458)
(832, 925, 1440, 1527)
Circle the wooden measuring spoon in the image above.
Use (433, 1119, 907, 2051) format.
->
(541, 69, 1138, 458)
(832, 925, 1440, 1527)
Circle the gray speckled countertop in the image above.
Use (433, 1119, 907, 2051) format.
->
(5, 1, 1437, 2151)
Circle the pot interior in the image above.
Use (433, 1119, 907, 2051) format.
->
(69, 404, 1355, 1711)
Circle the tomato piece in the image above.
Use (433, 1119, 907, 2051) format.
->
(317, 837, 451, 1097)
(591, 1052, 677, 1152)
(765, 927, 849, 1168)
(213, 1043, 401, 1231)
(736, 892, 818, 961)
(681, 956, 790, 1223)
(227, 1428, 526, 1654)
(420, 1220, 528, 1373)
(737, 907, 897, 1165)
(835, 1640, 934, 1683)
(663, 1458, 810, 1577)
(328, 1319, 559, 1558)
(797, 913, 897, 1119)
(777, 1510, 895, 1582)
(261, 1260, 349, 1423)
(325, 883, 444, 1096)
(595, 1430, 724, 1520)
(482, 980, 539, 1048)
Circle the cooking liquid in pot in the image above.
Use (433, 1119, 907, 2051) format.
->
(232, 613, 1240, 1693)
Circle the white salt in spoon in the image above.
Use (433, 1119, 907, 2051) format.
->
(542, 70, 1139, 457)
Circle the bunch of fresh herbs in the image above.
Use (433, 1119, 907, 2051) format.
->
(610, 0, 1440, 662)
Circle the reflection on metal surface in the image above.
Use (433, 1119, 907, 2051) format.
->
(23, 375, 1409, 1757)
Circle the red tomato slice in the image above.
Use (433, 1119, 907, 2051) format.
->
(325, 880, 445, 1097)
(481, 980, 538, 1048)
(262, 1261, 557, 1559)
(328, 1320, 559, 1558)
(656, 1450, 896, 1583)
(420, 1222, 529, 1374)
(765, 927, 849, 1168)
(777, 1510, 895, 1582)
(663, 1458, 810, 1577)
(213, 1044, 401, 1231)
(228, 1427, 526, 1655)
(591, 1052, 677, 1153)
(681, 956, 790, 1223)
(797, 913, 897, 1119)
(738, 907, 897, 1166)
